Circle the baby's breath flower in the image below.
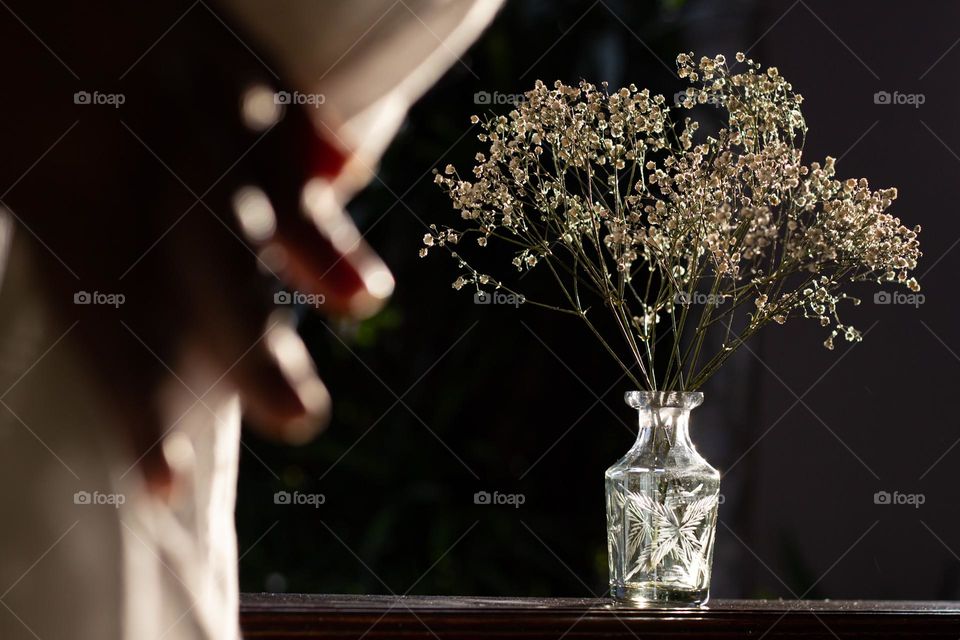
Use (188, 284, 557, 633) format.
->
(422, 53, 921, 391)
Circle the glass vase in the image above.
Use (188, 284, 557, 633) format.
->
(605, 391, 720, 607)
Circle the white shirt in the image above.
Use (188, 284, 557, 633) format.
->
(0, 2, 502, 638)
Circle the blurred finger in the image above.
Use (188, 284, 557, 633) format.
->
(242, 100, 395, 318)
(278, 177, 394, 318)
(177, 186, 331, 445)
(243, 320, 331, 444)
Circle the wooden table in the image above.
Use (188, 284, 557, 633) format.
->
(240, 593, 960, 638)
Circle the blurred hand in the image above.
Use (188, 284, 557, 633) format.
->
(0, 1, 393, 493)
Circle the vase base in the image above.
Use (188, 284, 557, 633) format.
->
(610, 582, 709, 608)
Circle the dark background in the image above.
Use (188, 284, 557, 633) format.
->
(237, 0, 960, 600)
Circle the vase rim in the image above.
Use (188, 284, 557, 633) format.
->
(624, 390, 704, 410)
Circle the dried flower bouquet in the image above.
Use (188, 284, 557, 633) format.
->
(424, 53, 921, 392)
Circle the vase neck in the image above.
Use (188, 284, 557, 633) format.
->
(634, 405, 694, 451)
(624, 391, 702, 455)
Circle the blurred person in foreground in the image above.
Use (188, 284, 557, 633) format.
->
(0, 1, 503, 638)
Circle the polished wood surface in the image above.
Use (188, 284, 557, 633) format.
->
(241, 593, 960, 638)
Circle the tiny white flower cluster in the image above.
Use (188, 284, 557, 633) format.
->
(423, 53, 921, 391)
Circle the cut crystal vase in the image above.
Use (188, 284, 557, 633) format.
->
(605, 391, 720, 607)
